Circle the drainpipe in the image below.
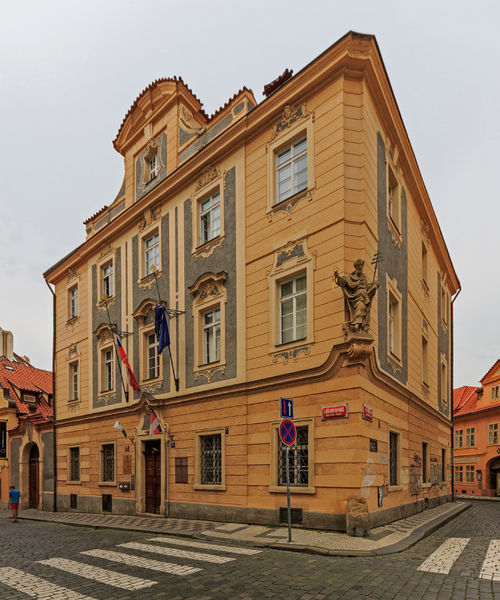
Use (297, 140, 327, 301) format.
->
(45, 279, 57, 512)
(451, 286, 462, 503)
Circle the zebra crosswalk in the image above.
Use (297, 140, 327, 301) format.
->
(0, 536, 262, 598)
(418, 537, 500, 580)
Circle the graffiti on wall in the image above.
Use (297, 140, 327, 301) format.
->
(409, 453, 421, 497)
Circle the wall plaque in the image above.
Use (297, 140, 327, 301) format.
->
(321, 404, 348, 420)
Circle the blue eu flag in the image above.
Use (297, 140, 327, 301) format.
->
(155, 304, 170, 355)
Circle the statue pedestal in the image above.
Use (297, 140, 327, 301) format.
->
(343, 330, 374, 361)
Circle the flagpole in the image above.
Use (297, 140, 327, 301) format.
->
(151, 266, 180, 392)
(103, 297, 129, 403)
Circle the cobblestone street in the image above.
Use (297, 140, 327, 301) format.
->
(0, 500, 500, 599)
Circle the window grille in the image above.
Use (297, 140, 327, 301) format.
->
(278, 426, 308, 486)
(101, 444, 115, 482)
(200, 434, 221, 484)
(69, 447, 80, 481)
(389, 432, 398, 486)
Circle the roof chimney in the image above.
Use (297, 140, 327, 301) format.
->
(0, 328, 14, 362)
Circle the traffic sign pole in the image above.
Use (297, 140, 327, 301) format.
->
(286, 446, 292, 543)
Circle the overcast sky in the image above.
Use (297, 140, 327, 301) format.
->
(1, 0, 498, 387)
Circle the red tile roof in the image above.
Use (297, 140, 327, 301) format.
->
(453, 385, 500, 417)
(0, 356, 52, 420)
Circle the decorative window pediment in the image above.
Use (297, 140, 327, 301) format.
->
(94, 323, 115, 346)
(188, 272, 227, 306)
(132, 299, 157, 327)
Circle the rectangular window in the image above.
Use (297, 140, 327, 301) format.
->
(422, 335, 429, 385)
(441, 359, 448, 408)
(387, 164, 400, 232)
(441, 448, 446, 482)
(199, 192, 221, 245)
(102, 348, 113, 392)
(148, 154, 158, 181)
(465, 465, 475, 483)
(200, 434, 221, 485)
(144, 232, 160, 276)
(69, 361, 79, 401)
(101, 262, 113, 298)
(422, 442, 428, 484)
(101, 443, 115, 483)
(69, 447, 80, 482)
(489, 423, 498, 445)
(455, 465, 463, 482)
(202, 308, 220, 364)
(465, 427, 475, 447)
(455, 429, 463, 448)
(146, 332, 159, 379)
(441, 286, 448, 326)
(276, 138, 307, 204)
(68, 285, 78, 319)
(389, 431, 399, 486)
(388, 290, 401, 358)
(280, 275, 306, 344)
(421, 242, 428, 286)
(277, 426, 308, 487)
(492, 386, 500, 401)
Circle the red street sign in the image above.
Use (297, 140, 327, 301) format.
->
(362, 405, 373, 422)
(279, 419, 296, 446)
(321, 404, 348, 420)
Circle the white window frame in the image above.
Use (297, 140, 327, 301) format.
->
(465, 465, 475, 483)
(386, 276, 402, 362)
(441, 355, 448, 410)
(279, 274, 307, 345)
(199, 191, 221, 246)
(275, 137, 308, 204)
(465, 427, 475, 447)
(489, 423, 498, 445)
(101, 260, 114, 299)
(455, 465, 464, 483)
(68, 284, 79, 320)
(202, 307, 221, 365)
(144, 230, 160, 277)
(386, 159, 401, 236)
(421, 241, 429, 289)
(266, 110, 315, 213)
(191, 179, 225, 256)
(100, 346, 114, 393)
(455, 429, 463, 448)
(492, 385, 500, 401)
(144, 330, 160, 381)
(69, 360, 79, 402)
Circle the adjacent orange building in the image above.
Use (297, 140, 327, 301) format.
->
(43, 32, 459, 530)
(0, 328, 53, 509)
(453, 360, 500, 497)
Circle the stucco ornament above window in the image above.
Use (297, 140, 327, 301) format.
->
(334, 258, 379, 339)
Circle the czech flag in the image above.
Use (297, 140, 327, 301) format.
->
(116, 333, 140, 392)
(149, 407, 162, 435)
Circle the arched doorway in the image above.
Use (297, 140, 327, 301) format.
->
(488, 457, 500, 495)
(28, 444, 39, 508)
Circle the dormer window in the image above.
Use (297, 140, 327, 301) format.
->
(143, 145, 160, 184)
(23, 393, 37, 403)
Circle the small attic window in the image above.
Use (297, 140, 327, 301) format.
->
(4, 365, 14, 371)
(143, 146, 159, 183)
(23, 394, 37, 403)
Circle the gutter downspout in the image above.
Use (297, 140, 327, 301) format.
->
(45, 279, 57, 512)
(451, 286, 462, 503)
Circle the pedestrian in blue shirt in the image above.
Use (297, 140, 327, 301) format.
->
(9, 485, 21, 522)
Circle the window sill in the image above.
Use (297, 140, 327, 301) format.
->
(67, 481, 81, 486)
(268, 188, 313, 218)
(192, 235, 224, 259)
(66, 316, 79, 325)
(386, 216, 403, 248)
(269, 485, 315, 494)
(193, 484, 226, 491)
(388, 485, 403, 492)
(98, 482, 117, 487)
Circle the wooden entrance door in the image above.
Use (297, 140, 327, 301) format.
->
(28, 444, 39, 509)
(144, 440, 161, 514)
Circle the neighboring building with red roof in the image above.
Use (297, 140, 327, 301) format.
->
(453, 360, 500, 497)
(0, 328, 53, 510)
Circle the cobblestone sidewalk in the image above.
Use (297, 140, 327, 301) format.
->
(10, 500, 470, 557)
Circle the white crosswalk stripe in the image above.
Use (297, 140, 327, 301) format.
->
(39, 557, 156, 590)
(417, 537, 470, 574)
(118, 541, 235, 563)
(81, 548, 202, 575)
(148, 535, 262, 555)
(0, 567, 97, 599)
(480, 540, 500, 580)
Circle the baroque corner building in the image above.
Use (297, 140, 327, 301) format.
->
(43, 31, 459, 529)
